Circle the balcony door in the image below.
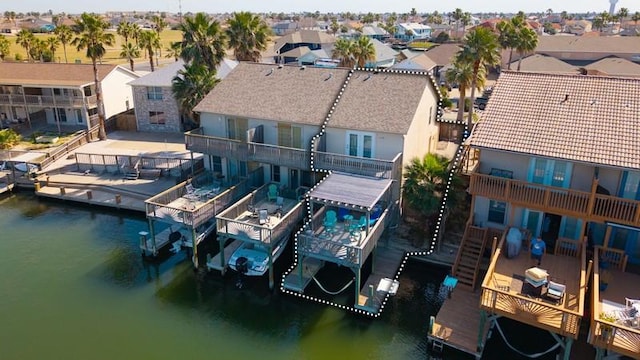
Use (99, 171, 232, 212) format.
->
(277, 123, 302, 148)
(619, 171, 640, 201)
(227, 117, 248, 141)
(346, 131, 374, 158)
(527, 158, 572, 188)
(609, 224, 640, 265)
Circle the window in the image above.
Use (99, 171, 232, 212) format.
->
(55, 108, 67, 122)
(75, 109, 83, 123)
(149, 111, 166, 125)
(146, 86, 163, 100)
(227, 117, 248, 141)
(528, 157, 572, 188)
(277, 123, 302, 148)
(211, 156, 222, 173)
(346, 131, 375, 158)
(490, 168, 513, 179)
(272, 165, 281, 182)
(488, 200, 506, 224)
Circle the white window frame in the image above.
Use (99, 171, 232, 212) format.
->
(345, 131, 375, 158)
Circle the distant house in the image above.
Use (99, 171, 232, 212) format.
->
(365, 38, 399, 68)
(392, 52, 438, 73)
(395, 23, 432, 41)
(271, 21, 298, 36)
(421, 43, 461, 81)
(273, 30, 336, 64)
(584, 56, 640, 78)
(0, 63, 138, 130)
(535, 36, 640, 65)
(297, 49, 332, 67)
(563, 20, 592, 35)
(506, 54, 579, 74)
(128, 58, 238, 132)
(359, 25, 389, 41)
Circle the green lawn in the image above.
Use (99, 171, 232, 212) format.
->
(408, 41, 436, 49)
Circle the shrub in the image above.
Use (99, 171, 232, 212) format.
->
(0, 128, 21, 149)
(15, 53, 22, 61)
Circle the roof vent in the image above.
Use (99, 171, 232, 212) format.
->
(324, 73, 333, 81)
(266, 68, 274, 76)
(561, 94, 569, 104)
(300, 65, 306, 70)
(364, 73, 373, 81)
(591, 99, 598, 106)
(277, 64, 284, 69)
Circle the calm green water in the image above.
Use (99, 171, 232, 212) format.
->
(0, 193, 451, 360)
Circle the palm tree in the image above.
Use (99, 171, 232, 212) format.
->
(71, 13, 115, 141)
(452, 8, 463, 39)
(226, 11, 271, 62)
(456, 27, 500, 129)
(172, 63, 218, 129)
(45, 37, 60, 62)
(0, 35, 10, 61)
(178, 12, 226, 69)
(352, 36, 376, 68)
(120, 42, 140, 71)
(138, 30, 160, 71)
(54, 24, 73, 63)
(445, 59, 480, 122)
(165, 41, 181, 61)
(16, 29, 35, 61)
(331, 38, 354, 68)
(403, 153, 460, 216)
(116, 21, 133, 44)
(130, 23, 142, 46)
(617, 8, 629, 29)
(152, 15, 167, 62)
(330, 19, 340, 35)
(515, 28, 538, 71)
(496, 21, 514, 69)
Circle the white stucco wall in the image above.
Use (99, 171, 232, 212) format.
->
(323, 127, 402, 160)
(402, 84, 440, 168)
(100, 67, 137, 119)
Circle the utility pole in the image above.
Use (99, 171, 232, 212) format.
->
(178, 0, 183, 24)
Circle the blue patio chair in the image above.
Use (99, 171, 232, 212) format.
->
(267, 184, 279, 202)
(323, 210, 337, 234)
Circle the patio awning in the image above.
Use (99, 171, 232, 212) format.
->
(308, 172, 393, 210)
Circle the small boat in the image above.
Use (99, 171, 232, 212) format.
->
(14, 162, 38, 173)
(228, 240, 288, 276)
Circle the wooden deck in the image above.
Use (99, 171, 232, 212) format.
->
(37, 184, 146, 212)
(355, 246, 405, 313)
(282, 257, 324, 292)
(480, 234, 586, 339)
(590, 248, 640, 359)
(429, 289, 491, 358)
(206, 239, 244, 272)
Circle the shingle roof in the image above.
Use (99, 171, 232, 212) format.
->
(280, 46, 311, 58)
(370, 38, 399, 63)
(193, 63, 351, 126)
(129, 59, 238, 87)
(424, 44, 461, 67)
(507, 54, 578, 74)
(392, 53, 437, 71)
(585, 57, 640, 78)
(274, 30, 336, 52)
(0, 63, 120, 86)
(536, 36, 640, 56)
(329, 70, 434, 134)
(469, 71, 640, 170)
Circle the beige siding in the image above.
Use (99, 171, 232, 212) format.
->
(402, 84, 439, 167)
(100, 67, 137, 119)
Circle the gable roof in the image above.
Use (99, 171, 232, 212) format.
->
(392, 53, 437, 71)
(0, 63, 122, 87)
(507, 54, 578, 74)
(469, 71, 640, 170)
(370, 38, 399, 62)
(584, 57, 640, 78)
(193, 63, 351, 126)
(328, 70, 435, 134)
(280, 46, 311, 58)
(129, 59, 239, 87)
(536, 36, 640, 56)
(274, 30, 336, 53)
(424, 44, 461, 67)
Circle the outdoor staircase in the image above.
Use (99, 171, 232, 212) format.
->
(121, 156, 141, 181)
(451, 225, 489, 290)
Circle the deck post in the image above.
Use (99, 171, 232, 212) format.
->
(477, 309, 487, 352)
(354, 266, 361, 306)
(594, 347, 604, 360)
(603, 225, 612, 248)
(562, 337, 573, 360)
(219, 236, 227, 275)
(190, 151, 194, 177)
(268, 245, 274, 290)
(191, 226, 198, 268)
(147, 218, 156, 255)
(371, 244, 376, 272)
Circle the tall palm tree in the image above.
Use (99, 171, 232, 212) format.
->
(515, 28, 538, 71)
(71, 13, 115, 141)
(445, 59, 481, 123)
(496, 21, 515, 69)
(633, 12, 640, 26)
(172, 63, 218, 129)
(352, 36, 376, 68)
(16, 29, 35, 61)
(165, 41, 181, 61)
(152, 15, 167, 62)
(130, 23, 142, 46)
(116, 21, 133, 44)
(331, 38, 354, 68)
(120, 42, 140, 71)
(617, 8, 629, 29)
(452, 8, 463, 39)
(456, 27, 500, 129)
(54, 24, 72, 63)
(403, 153, 460, 216)
(45, 37, 60, 62)
(0, 35, 10, 61)
(226, 11, 271, 62)
(179, 12, 226, 68)
(138, 30, 160, 72)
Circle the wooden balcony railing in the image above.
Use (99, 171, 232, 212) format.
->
(247, 142, 310, 170)
(185, 129, 248, 160)
(469, 173, 640, 228)
(0, 93, 90, 108)
(312, 151, 402, 180)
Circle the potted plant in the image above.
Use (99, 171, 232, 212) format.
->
(599, 311, 617, 338)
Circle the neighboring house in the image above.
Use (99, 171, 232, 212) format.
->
(365, 38, 399, 68)
(359, 25, 389, 41)
(422, 43, 461, 81)
(273, 30, 336, 63)
(505, 54, 578, 74)
(395, 23, 432, 41)
(584, 56, 640, 78)
(128, 58, 238, 132)
(465, 70, 640, 360)
(271, 21, 298, 36)
(297, 49, 332, 67)
(188, 62, 441, 313)
(392, 52, 438, 73)
(534, 36, 640, 65)
(0, 63, 138, 130)
(563, 20, 593, 35)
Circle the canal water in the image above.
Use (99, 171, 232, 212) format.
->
(0, 193, 454, 360)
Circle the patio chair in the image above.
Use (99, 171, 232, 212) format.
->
(258, 209, 269, 225)
(323, 210, 337, 233)
(185, 183, 196, 195)
(267, 184, 279, 202)
(544, 280, 566, 303)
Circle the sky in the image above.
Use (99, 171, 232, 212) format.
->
(4, 0, 638, 15)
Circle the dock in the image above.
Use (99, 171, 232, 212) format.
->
(282, 257, 324, 292)
(355, 246, 405, 313)
(206, 239, 244, 273)
(428, 289, 491, 359)
(37, 182, 147, 212)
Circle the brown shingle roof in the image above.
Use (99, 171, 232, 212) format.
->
(193, 63, 350, 126)
(585, 57, 640, 78)
(536, 36, 640, 57)
(424, 44, 461, 67)
(329, 70, 434, 134)
(274, 30, 336, 53)
(469, 71, 640, 170)
(0, 62, 119, 86)
(507, 54, 578, 74)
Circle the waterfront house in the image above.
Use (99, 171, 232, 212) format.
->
(394, 23, 432, 42)
(128, 59, 238, 133)
(0, 62, 138, 131)
(273, 30, 336, 64)
(271, 21, 298, 36)
(534, 36, 640, 65)
(187, 62, 441, 311)
(461, 71, 640, 358)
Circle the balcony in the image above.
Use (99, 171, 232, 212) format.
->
(0, 93, 94, 108)
(589, 247, 640, 359)
(469, 173, 640, 228)
(216, 183, 305, 244)
(185, 128, 248, 160)
(312, 151, 402, 180)
(247, 142, 310, 170)
(480, 229, 587, 339)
